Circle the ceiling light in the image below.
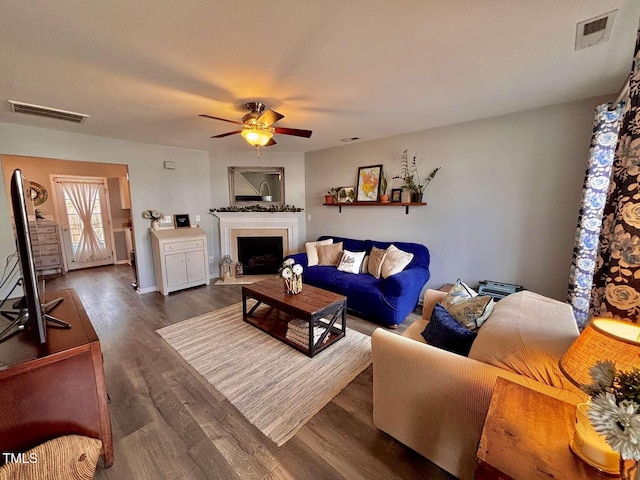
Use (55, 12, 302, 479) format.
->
(241, 128, 273, 146)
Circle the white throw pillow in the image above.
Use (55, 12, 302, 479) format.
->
(337, 250, 366, 274)
(380, 244, 414, 278)
(305, 239, 333, 267)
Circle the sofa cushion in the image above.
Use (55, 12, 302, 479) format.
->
(305, 239, 333, 267)
(441, 280, 494, 331)
(421, 303, 477, 356)
(381, 245, 414, 279)
(317, 242, 343, 266)
(337, 250, 366, 274)
(468, 290, 581, 391)
(368, 246, 388, 278)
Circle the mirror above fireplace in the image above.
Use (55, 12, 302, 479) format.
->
(228, 167, 285, 206)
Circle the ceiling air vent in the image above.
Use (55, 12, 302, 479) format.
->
(575, 10, 617, 50)
(8, 100, 88, 123)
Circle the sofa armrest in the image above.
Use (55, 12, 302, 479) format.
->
(371, 328, 583, 480)
(383, 268, 429, 300)
(284, 252, 308, 268)
(421, 289, 447, 319)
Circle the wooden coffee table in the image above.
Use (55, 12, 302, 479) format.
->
(242, 277, 347, 357)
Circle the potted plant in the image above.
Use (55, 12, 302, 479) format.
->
(393, 150, 440, 202)
(379, 174, 389, 202)
(326, 187, 340, 204)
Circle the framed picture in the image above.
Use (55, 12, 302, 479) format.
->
(391, 188, 402, 203)
(337, 186, 355, 203)
(356, 164, 383, 202)
(174, 214, 191, 228)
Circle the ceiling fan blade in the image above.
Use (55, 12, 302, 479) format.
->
(274, 127, 312, 138)
(211, 130, 242, 138)
(264, 138, 277, 147)
(258, 109, 284, 127)
(199, 114, 243, 125)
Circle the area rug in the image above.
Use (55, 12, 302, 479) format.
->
(156, 303, 372, 446)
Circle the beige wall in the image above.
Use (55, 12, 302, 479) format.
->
(305, 96, 611, 300)
(1, 154, 128, 218)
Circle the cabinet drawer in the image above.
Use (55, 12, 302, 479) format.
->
(34, 225, 57, 234)
(34, 255, 62, 268)
(163, 239, 204, 252)
(33, 244, 59, 256)
(32, 233, 59, 245)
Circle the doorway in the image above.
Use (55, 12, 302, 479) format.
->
(52, 176, 114, 270)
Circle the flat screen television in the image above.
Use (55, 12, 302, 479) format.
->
(0, 169, 68, 344)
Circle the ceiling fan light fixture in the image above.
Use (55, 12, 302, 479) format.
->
(241, 128, 273, 146)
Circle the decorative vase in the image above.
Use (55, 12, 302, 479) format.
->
(400, 190, 411, 203)
(414, 192, 424, 203)
(379, 194, 390, 203)
(283, 274, 303, 295)
(151, 220, 160, 231)
(572, 403, 620, 474)
(620, 459, 639, 480)
(324, 195, 333, 204)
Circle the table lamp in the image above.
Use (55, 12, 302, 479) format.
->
(559, 318, 640, 474)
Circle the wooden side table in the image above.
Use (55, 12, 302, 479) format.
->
(476, 378, 615, 479)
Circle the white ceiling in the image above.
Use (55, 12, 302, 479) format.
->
(1, 1, 638, 153)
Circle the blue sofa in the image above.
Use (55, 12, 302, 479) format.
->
(287, 236, 430, 327)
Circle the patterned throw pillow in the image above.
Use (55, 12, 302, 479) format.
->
(441, 279, 495, 331)
(380, 244, 414, 278)
(305, 239, 333, 267)
(317, 242, 343, 266)
(421, 303, 477, 356)
(367, 246, 388, 279)
(337, 250, 366, 274)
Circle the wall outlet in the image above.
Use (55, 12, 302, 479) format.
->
(195, 215, 201, 222)
(164, 215, 172, 223)
(209, 256, 214, 263)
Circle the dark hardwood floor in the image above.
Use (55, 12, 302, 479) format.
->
(47, 265, 455, 480)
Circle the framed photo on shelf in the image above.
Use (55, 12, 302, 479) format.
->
(391, 188, 402, 203)
(337, 186, 355, 203)
(356, 164, 383, 202)
(174, 214, 191, 228)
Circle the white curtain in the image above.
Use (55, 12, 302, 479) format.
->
(62, 182, 109, 263)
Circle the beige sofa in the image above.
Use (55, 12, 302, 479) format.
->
(371, 289, 587, 480)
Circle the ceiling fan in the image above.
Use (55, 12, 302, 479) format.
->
(199, 102, 312, 148)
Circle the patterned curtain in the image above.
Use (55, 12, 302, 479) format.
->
(590, 26, 640, 323)
(568, 104, 622, 328)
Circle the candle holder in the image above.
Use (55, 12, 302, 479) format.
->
(570, 402, 620, 474)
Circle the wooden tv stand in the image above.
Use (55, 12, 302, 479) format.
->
(0, 288, 113, 467)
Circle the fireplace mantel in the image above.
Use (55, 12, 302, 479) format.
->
(213, 212, 302, 261)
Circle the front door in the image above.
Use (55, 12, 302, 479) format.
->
(53, 176, 114, 271)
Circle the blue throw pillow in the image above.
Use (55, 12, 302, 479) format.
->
(421, 303, 477, 356)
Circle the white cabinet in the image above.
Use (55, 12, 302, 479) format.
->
(30, 221, 65, 274)
(151, 227, 210, 295)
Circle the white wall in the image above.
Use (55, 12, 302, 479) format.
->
(305, 96, 610, 300)
(208, 150, 306, 267)
(0, 123, 210, 295)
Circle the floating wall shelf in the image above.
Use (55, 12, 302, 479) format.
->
(323, 202, 426, 214)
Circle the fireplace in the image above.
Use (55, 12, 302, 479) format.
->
(237, 237, 283, 274)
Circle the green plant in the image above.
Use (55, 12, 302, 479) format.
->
(380, 174, 388, 195)
(393, 149, 440, 193)
(327, 187, 340, 200)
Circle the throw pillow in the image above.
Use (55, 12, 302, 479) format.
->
(317, 242, 343, 266)
(337, 250, 366, 274)
(367, 246, 388, 279)
(305, 239, 333, 267)
(421, 303, 477, 356)
(380, 244, 414, 278)
(441, 279, 494, 331)
(360, 255, 369, 274)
